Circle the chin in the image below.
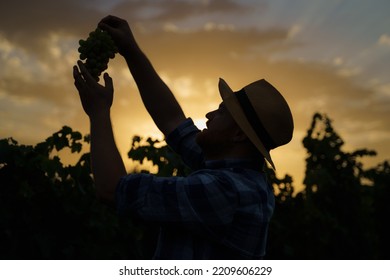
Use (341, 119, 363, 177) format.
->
(197, 129, 214, 149)
(195, 129, 206, 145)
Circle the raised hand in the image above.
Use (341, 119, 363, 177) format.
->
(98, 15, 138, 56)
(73, 60, 114, 117)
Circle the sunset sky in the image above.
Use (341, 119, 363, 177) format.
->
(1, 0, 389, 192)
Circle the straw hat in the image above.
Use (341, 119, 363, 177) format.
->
(218, 78, 294, 169)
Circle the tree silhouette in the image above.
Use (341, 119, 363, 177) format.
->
(301, 113, 379, 258)
(0, 127, 143, 259)
(268, 113, 388, 259)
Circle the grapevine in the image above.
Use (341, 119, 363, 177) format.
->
(78, 28, 118, 81)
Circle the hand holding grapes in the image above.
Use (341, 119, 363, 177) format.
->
(73, 60, 114, 118)
(78, 28, 118, 81)
(98, 15, 139, 56)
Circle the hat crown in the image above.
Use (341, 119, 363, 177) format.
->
(243, 79, 294, 148)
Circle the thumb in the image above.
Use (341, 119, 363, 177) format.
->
(103, 73, 113, 91)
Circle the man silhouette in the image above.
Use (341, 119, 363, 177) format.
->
(73, 15, 293, 259)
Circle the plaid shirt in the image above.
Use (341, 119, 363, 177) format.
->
(116, 118, 275, 259)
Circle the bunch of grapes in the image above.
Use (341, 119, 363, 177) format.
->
(78, 28, 118, 81)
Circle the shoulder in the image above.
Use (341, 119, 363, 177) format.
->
(166, 118, 205, 170)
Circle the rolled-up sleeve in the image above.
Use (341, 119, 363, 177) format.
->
(166, 118, 205, 170)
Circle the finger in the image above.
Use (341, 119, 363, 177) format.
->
(99, 15, 115, 24)
(73, 67, 89, 109)
(103, 72, 113, 91)
(73, 64, 83, 79)
(99, 15, 120, 27)
(73, 65, 85, 90)
(77, 60, 95, 84)
(73, 65, 78, 79)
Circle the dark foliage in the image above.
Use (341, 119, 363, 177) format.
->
(0, 113, 388, 259)
(0, 127, 144, 259)
(267, 113, 388, 259)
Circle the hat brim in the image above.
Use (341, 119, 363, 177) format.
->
(218, 78, 276, 169)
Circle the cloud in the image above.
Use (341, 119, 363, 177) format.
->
(287, 24, 303, 39)
(0, 0, 256, 64)
(0, 0, 110, 59)
(135, 26, 289, 76)
(110, 0, 250, 24)
(378, 34, 390, 46)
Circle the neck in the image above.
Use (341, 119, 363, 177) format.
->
(204, 153, 266, 171)
(203, 144, 260, 162)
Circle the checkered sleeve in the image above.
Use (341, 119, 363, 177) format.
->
(116, 170, 238, 227)
(166, 118, 205, 171)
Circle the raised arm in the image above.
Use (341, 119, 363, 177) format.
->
(73, 61, 126, 204)
(99, 15, 186, 137)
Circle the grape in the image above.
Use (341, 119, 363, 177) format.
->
(78, 28, 118, 81)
